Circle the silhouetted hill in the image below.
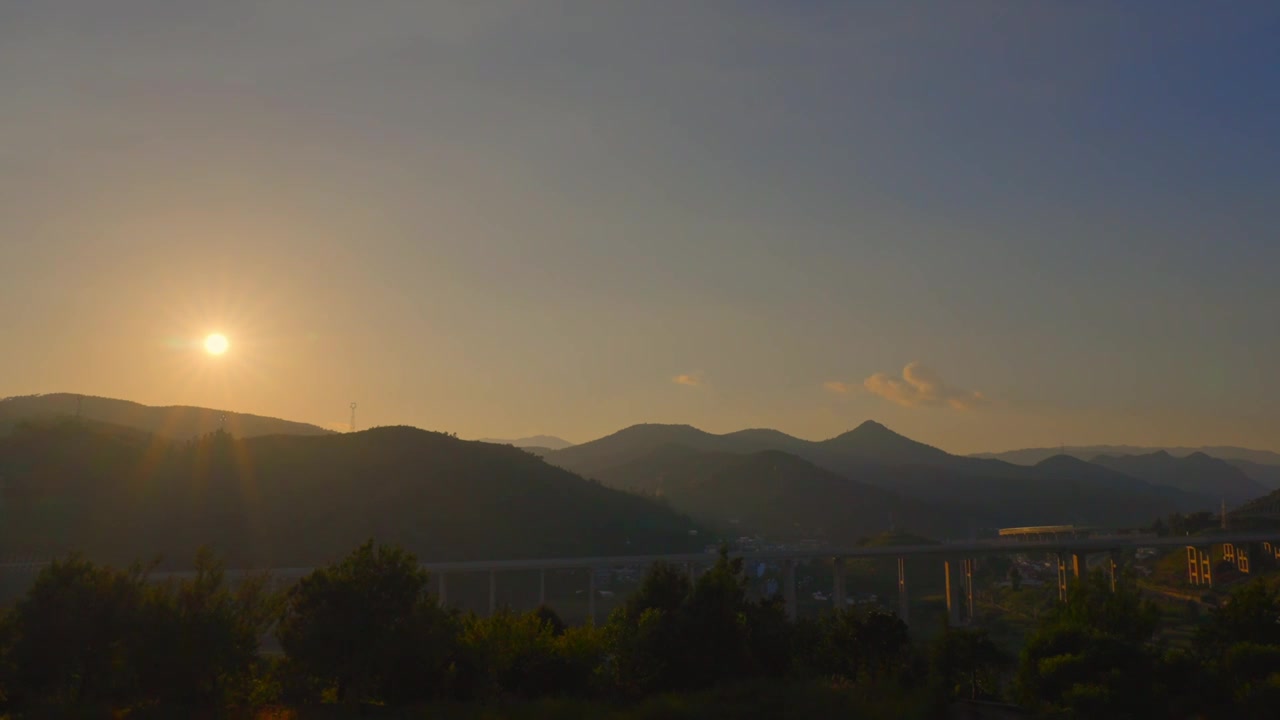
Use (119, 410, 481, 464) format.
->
(0, 394, 332, 440)
(1225, 459, 1280, 491)
(1090, 451, 1266, 506)
(546, 424, 767, 479)
(865, 457, 1208, 530)
(0, 419, 703, 567)
(590, 446, 967, 543)
(815, 421, 955, 466)
(476, 435, 575, 450)
(720, 428, 812, 454)
(974, 444, 1280, 467)
(547, 422, 1211, 531)
(1227, 487, 1280, 530)
(547, 421, 953, 480)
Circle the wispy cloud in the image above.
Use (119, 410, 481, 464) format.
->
(673, 373, 702, 387)
(823, 380, 855, 395)
(861, 362, 988, 411)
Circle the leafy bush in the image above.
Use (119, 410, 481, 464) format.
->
(276, 540, 457, 704)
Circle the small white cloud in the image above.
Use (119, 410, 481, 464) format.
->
(861, 362, 988, 411)
(673, 373, 702, 387)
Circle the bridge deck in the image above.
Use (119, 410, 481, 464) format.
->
(131, 531, 1280, 579)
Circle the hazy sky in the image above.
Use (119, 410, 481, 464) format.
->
(3, 2, 1278, 454)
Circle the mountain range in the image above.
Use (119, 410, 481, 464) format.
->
(1090, 451, 1265, 506)
(590, 445, 966, 543)
(974, 444, 1280, 489)
(543, 421, 1219, 534)
(3, 393, 1266, 555)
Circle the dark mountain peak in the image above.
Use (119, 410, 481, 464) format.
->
(851, 419, 892, 435)
(1035, 454, 1093, 469)
(827, 421, 901, 445)
(615, 422, 702, 436)
(1151, 450, 1174, 459)
(822, 420, 953, 466)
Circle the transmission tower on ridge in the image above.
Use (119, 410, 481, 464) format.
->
(349, 402, 358, 433)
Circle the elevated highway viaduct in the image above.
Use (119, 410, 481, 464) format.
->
(116, 529, 1280, 627)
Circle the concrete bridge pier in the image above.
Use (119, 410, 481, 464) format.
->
(963, 558, 975, 624)
(1070, 552, 1086, 582)
(1186, 546, 1213, 587)
(832, 557, 847, 611)
(783, 559, 798, 622)
(897, 557, 909, 624)
(488, 570, 497, 616)
(944, 558, 963, 626)
(588, 571, 597, 625)
(1055, 553, 1068, 602)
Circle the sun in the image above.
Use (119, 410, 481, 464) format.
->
(204, 333, 230, 355)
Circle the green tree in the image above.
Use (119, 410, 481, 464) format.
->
(532, 604, 567, 636)
(678, 547, 755, 688)
(133, 548, 277, 706)
(1014, 570, 1164, 719)
(622, 561, 690, 621)
(1, 555, 148, 705)
(608, 547, 794, 694)
(1220, 643, 1280, 719)
(930, 624, 1008, 702)
(809, 607, 909, 684)
(455, 607, 607, 700)
(276, 540, 456, 704)
(1191, 581, 1280, 718)
(1195, 580, 1280, 658)
(1009, 566, 1022, 591)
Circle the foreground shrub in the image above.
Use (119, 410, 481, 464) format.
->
(276, 540, 457, 704)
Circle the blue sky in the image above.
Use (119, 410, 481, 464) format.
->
(2, 2, 1277, 452)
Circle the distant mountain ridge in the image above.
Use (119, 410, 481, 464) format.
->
(593, 444, 966, 542)
(546, 420, 947, 480)
(973, 444, 1280, 467)
(546, 422, 1216, 533)
(1089, 451, 1266, 506)
(476, 435, 575, 450)
(0, 394, 332, 440)
(974, 444, 1280, 491)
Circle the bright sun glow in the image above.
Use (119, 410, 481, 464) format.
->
(204, 333, 229, 355)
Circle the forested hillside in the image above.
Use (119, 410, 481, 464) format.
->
(0, 419, 703, 566)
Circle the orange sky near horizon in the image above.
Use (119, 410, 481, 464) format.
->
(2, 3, 1277, 455)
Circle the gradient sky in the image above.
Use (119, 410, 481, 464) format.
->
(3, 2, 1278, 454)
